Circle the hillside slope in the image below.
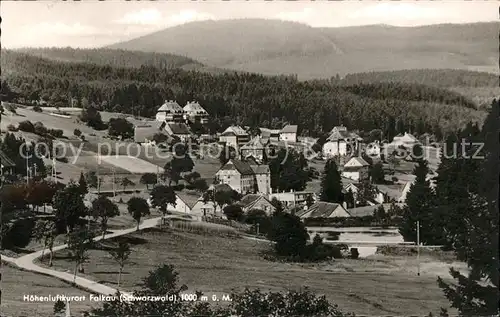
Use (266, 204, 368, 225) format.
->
(1, 51, 487, 138)
(14, 47, 204, 71)
(107, 20, 498, 79)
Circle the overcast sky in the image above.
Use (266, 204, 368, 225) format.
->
(2, 1, 497, 48)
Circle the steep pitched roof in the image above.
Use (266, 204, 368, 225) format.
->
(280, 125, 298, 134)
(344, 157, 370, 168)
(220, 159, 255, 175)
(166, 123, 191, 135)
(251, 164, 270, 174)
(327, 126, 361, 142)
(0, 150, 16, 167)
(176, 192, 199, 209)
(238, 194, 274, 211)
(183, 101, 207, 113)
(158, 100, 183, 112)
(221, 126, 248, 136)
(297, 202, 351, 218)
(240, 136, 267, 150)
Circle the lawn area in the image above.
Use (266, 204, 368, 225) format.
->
(46, 228, 458, 316)
(1, 262, 95, 316)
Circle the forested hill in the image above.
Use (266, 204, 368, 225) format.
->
(14, 47, 204, 71)
(1, 51, 487, 137)
(342, 69, 498, 87)
(340, 82, 477, 109)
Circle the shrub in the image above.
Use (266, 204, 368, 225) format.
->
(18, 120, 35, 133)
(34, 121, 47, 135)
(7, 124, 18, 132)
(32, 105, 43, 112)
(392, 176, 398, 182)
(6, 104, 16, 114)
(80, 135, 86, 141)
(223, 204, 244, 221)
(48, 129, 64, 138)
(73, 129, 82, 137)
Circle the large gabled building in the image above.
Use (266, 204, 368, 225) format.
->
(219, 126, 250, 150)
(322, 126, 363, 158)
(215, 159, 271, 195)
(183, 101, 209, 124)
(156, 100, 184, 123)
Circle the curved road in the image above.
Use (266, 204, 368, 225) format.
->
(1, 216, 270, 298)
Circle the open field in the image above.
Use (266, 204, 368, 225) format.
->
(99, 155, 165, 174)
(46, 228, 460, 316)
(1, 262, 95, 316)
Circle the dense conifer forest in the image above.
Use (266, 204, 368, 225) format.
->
(1, 50, 488, 137)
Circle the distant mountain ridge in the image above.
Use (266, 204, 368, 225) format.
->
(106, 19, 499, 80)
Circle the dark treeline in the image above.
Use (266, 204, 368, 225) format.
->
(15, 47, 202, 70)
(1, 50, 486, 136)
(341, 82, 477, 109)
(341, 69, 498, 87)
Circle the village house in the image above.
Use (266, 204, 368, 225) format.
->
(250, 164, 272, 195)
(237, 194, 276, 215)
(191, 184, 234, 218)
(0, 149, 16, 177)
(322, 126, 363, 158)
(183, 101, 209, 124)
(365, 140, 382, 158)
(215, 159, 271, 195)
(259, 128, 280, 143)
(164, 123, 191, 142)
(279, 124, 298, 143)
(296, 201, 351, 219)
(269, 190, 316, 209)
(215, 159, 257, 194)
(390, 132, 420, 148)
(343, 182, 385, 205)
(171, 192, 203, 221)
(240, 136, 268, 163)
(219, 126, 251, 150)
(155, 100, 184, 123)
(341, 156, 370, 182)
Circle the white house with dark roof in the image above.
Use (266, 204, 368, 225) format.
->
(322, 126, 363, 158)
(341, 157, 370, 182)
(240, 136, 268, 163)
(297, 202, 351, 219)
(269, 190, 317, 209)
(164, 123, 191, 142)
(215, 159, 271, 195)
(279, 124, 298, 143)
(219, 126, 250, 150)
(183, 101, 208, 124)
(156, 100, 184, 123)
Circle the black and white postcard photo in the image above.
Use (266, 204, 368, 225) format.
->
(0, 1, 498, 316)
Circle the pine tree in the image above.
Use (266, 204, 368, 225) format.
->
(78, 172, 88, 195)
(437, 99, 499, 316)
(319, 159, 343, 203)
(398, 159, 443, 244)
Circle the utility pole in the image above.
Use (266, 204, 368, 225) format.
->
(25, 145, 30, 186)
(112, 165, 116, 199)
(416, 220, 420, 276)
